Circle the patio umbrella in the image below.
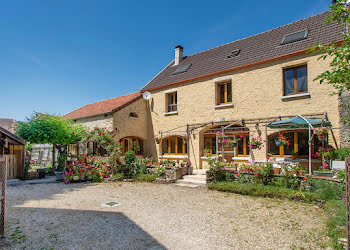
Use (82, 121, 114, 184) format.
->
(267, 115, 332, 175)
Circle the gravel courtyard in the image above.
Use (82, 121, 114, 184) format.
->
(1, 182, 328, 249)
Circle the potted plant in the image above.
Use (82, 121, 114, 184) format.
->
(154, 136, 162, 144)
(291, 150, 298, 159)
(270, 166, 280, 175)
(55, 153, 67, 181)
(275, 134, 290, 147)
(314, 127, 328, 142)
(249, 136, 265, 150)
(224, 138, 241, 147)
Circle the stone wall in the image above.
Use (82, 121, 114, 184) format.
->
(146, 53, 341, 169)
(75, 115, 113, 130)
(339, 91, 350, 148)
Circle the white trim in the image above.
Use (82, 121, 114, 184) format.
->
(232, 157, 250, 160)
(214, 103, 233, 109)
(281, 92, 310, 100)
(201, 156, 218, 160)
(213, 76, 232, 83)
(159, 155, 187, 159)
(164, 88, 177, 94)
(164, 111, 178, 116)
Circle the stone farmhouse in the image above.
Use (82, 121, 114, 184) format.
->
(65, 11, 346, 169)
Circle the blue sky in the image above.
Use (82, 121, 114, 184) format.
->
(0, 0, 331, 121)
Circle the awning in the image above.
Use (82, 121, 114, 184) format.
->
(267, 116, 331, 129)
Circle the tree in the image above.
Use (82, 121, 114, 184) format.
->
(14, 113, 86, 170)
(309, 0, 350, 125)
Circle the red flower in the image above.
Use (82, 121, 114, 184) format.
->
(99, 134, 101, 136)
(72, 131, 75, 134)
(303, 177, 308, 181)
(85, 133, 87, 136)
(95, 128, 98, 131)
(109, 142, 113, 145)
(74, 137, 77, 140)
(103, 133, 105, 135)
(236, 173, 240, 176)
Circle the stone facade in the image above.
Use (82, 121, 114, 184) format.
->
(75, 115, 113, 130)
(146, 54, 342, 169)
(339, 91, 350, 147)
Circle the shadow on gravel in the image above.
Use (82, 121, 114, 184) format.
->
(1, 207, 167, 249)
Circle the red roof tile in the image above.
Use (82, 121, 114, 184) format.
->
(64, 92, 141, 120)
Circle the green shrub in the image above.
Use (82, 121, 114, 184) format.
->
(206, 158, 226, 182)
(112, 173, 124, 181)
(154, 166, 166, 177)
(309, 178, 345, 201)
(272, 175, 301, 189)
(57, 153, 67, 171)
(337, 170, 345, 180)
(333, 147, 350, 160)
(208, 181, 322, 203)
(134, 174, 157, 182)
(125, 150, 135, 165)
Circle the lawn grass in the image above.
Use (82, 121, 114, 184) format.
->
(208, 181, 322, 203)
(208, 179, 346, 249)
(134, 174, 158, 182)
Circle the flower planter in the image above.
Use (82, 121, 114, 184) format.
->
(251, 144, 258, 149)
(270, 168, 280, 175)
(313, 171, 333, 177)
(55, 171, 64, 181)
(230, 142, 238, 147)
(37, 168, 47, 179)
(317, 133, 327, 142)
(275, 140, 283, 147)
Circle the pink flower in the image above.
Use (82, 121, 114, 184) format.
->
(249, 145, 253, 149)
(256, 174, 258, 176)
(236, 173, 240, 176)
(240, 135, 244, 138)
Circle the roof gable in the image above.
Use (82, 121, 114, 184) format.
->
(64, 92, 141, 120)
(142, 11, 344, 91)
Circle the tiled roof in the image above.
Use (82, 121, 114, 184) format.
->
(0, 118, 14, 131)
(64, 92, 141, 120)
(142, 11, 344, 91)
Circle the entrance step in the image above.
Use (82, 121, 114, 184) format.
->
(174, 183, 201, 188)
(175, 169, 207, 187)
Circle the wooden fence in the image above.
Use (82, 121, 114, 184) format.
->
(0, 156, 7, 238)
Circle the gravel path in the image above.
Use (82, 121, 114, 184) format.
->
(0, 182, 328, 249)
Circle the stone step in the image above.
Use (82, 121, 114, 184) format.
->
(192, 170, 207, 175)
(183, 175, 206, 181)
(176, 179, 206, 185)
(174, 183, 201, 188)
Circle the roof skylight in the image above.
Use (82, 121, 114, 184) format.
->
(281, 30, 308, 45)
(227, 49, 240, 58)
(173, 63, 191, 75)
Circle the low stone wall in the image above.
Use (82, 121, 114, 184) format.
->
(149, 165, 189, 182)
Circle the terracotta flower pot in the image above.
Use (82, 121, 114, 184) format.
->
(271, 168, 280, 175)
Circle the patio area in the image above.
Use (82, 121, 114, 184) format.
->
(1, 182, 328, 249)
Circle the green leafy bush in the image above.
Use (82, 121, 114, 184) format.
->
(154, 166, 166, 177)
(57, 153, 67, 171)
(206, 157, 226, 182)
(333, 147, 350, 160)
(337, 170, 345, 180)
(125, 150, 135, 165)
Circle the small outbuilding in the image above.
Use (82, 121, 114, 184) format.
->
(0, 126, 26, 179)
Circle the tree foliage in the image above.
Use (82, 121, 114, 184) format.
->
(15, 113, 86, 147)
(308, 0, 350, 125)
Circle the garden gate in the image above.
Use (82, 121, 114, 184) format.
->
(346, 156, 350, 250)
(0, 156, 6, 238)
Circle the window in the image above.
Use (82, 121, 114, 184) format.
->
(281, 30, 308, 45)
(204, 136, 217, 155)
(120, 137, 143, 155)
(167, 92, 177, 113)
(237, 134, 250, 156)
(162, 136, 187, 155)
(129, 112, 138, 118)
(217, 82, 232, 105)
(283, 65, 307, 96)
(268, 130, 324, 157)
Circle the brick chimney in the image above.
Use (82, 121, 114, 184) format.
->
(174, 45, 183, 66)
